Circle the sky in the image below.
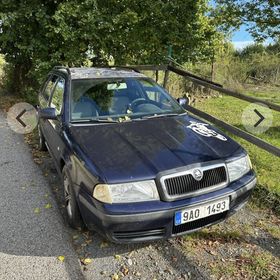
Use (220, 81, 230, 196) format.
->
(231, 25, 255, 50)
(231, 26, 273, 50)
(209, 1, 274, 50)
(209, 0, 257, 50)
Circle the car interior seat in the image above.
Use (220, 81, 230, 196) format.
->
(109, 90, 130, 114)
(73, 96, 99, 118)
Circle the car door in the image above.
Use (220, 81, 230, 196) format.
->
(46, 76, 66, 164)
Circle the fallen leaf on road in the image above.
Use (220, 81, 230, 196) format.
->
(120, 265, 129, 276)
(45, 203, 52, 209)
(81, 258, 92, 265)
(111, 273, 119, 280)
(34, 208, 40, 214)
(100, 241, 109, 248)
(57, 256, 65, 262)
(114, 254, 121, 261)
(34, 159, 42, 165)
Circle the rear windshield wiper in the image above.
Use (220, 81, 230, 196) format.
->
(71, 118, 118, 124)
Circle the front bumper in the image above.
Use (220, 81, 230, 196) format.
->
(77, 172, 256, 243)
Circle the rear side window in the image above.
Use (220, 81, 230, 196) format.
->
(39, 75, 58, 107)
(50, 77, 65, 114)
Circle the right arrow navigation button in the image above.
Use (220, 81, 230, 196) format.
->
(254, 109, 265, 127)
(242, 103, 273, 135)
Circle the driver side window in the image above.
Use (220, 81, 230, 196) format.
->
(50, 77, 65, 114)
(39, 75, 58, 108)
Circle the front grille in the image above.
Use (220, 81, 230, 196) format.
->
(172, 211, 228, 235)
(164, 166, 227, 197)
(114, 228, 165, 240)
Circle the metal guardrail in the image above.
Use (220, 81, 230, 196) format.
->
(168, 65, 280, 113)
(123, 63, 280, 157)
(186, 105, 280, 157)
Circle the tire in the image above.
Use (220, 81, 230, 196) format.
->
(62, 166, 84, 229)
(38, 124, 47, 151)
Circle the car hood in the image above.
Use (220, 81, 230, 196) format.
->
(69, 115, 244, 183)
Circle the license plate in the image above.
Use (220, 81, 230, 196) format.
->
(174, 197, 230, 226)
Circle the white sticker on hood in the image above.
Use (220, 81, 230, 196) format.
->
(187, 121, 227, 141)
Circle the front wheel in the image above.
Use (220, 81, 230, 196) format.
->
(62, 166, 84, 229)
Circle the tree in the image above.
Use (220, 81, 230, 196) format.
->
(0, 0, 222, 98)
(0, 0, 67, 95)
(214, 0, 280, 41)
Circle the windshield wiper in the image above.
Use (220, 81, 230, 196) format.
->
(142, 112, 186, 119)
(71, 118, 118, 124)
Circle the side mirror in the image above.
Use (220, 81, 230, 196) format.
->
(177, 97, 189, 109)
(38, 107, 57, 120)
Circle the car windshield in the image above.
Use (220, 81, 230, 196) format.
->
(70, 77, 185, 122)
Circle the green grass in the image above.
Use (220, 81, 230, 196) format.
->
(181, 222, 280, 279)
(210, 250, 279, 280)
(195, 92, 280, 210)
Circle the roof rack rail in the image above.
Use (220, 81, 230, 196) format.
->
(53, 66, 71, 75)
(107, 66, 140, 73)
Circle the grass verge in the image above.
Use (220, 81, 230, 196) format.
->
(195, 92, 280, 215)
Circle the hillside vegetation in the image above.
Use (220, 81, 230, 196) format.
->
(167, 41, 280, 99)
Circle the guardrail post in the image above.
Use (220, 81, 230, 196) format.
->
(163, 69, 169, 88)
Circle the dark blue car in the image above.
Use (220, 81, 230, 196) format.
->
(38, 66, 256, 243)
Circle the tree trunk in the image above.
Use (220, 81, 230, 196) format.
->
(10, 59, 32, 96)
(211, 60, 215, 82)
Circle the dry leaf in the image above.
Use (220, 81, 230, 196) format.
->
(85, 239, 92, 244)
(100, 241, 109, 248)
(45, 203, 52, 209)
(81, 258, 92, 265)
(58, 255, 65, 262)
(111, 273, 119, 280)
(114, 254, 121, 261)
(120, 265, 129, 276)
(34, 208, 40, 214)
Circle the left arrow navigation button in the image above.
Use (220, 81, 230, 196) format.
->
(16, 109, 27, 127)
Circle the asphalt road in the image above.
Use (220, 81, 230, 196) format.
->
(0, 112, 84, 280)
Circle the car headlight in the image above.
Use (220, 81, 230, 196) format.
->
(226, 155, 252, 182)
(93, 180, 160, 204)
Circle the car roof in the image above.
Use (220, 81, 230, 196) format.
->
(53, 67, 146, 80)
